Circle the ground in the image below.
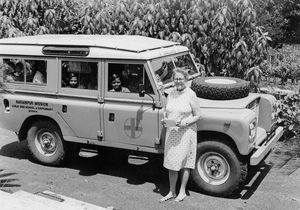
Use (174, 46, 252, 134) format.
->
(0, 128, 299, 210)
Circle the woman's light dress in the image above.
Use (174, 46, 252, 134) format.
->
(163, 87, 198, 171)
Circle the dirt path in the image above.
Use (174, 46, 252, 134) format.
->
(0, 128, 299, 210)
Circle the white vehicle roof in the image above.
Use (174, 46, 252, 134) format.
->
(0, 35, 189, 60)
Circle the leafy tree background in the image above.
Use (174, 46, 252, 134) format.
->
(0, 0, 273, 79)
(254, 0, 300, 47)
(0, 0, 299, 80)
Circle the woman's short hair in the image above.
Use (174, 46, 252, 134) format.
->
(172, 68, 189, 81)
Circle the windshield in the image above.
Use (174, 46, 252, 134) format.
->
(150, 53, 199, 85)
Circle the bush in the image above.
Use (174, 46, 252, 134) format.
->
(264, 45, 300, 84)
(275, 93, 300, 138)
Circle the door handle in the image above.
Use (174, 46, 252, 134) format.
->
(109, 113, 115, 121)
(62, 105, 67, 113)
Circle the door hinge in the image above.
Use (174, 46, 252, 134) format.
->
(98, 96, 104, 103)
(154, 137, 161, 145)
(97, 130, 103, 141)
(154, 101, 163, 109)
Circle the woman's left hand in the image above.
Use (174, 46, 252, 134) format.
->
(176, 120, 189, 128)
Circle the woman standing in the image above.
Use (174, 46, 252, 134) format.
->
(160, 68, 201, 202)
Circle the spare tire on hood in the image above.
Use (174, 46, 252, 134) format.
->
(191, 77, 250, 100)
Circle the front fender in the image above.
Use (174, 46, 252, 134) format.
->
(197, 108, 255, 155)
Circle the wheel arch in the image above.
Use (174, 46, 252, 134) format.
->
(18, 115, 62, 142)
(197, 131, 246, 161)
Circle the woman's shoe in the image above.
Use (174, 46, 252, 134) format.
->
(159, 194, 176, 203)
(175, 194, 186, 202)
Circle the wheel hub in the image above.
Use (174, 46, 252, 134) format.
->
(36, 130, 57, 155)
(40, 134, 55, 151)
(207, 159, 223, 178)
(198, 152, 230, 185)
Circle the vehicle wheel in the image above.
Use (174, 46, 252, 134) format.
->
(27, 120, 65, 166)
(191, 77, 250, 100)
(191, 140, 247, 196)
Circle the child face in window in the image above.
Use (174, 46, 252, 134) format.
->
(69, 76, 78, 88)
(15, 63, 23, 77)
(112, 78, 122, 91)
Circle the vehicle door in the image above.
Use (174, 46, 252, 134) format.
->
(103, 61, 161, 148)
(57, 59, 101, 140)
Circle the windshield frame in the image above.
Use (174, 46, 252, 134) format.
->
(149, 52, 200, 88)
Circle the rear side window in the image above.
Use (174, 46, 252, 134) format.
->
(61, 61, 98, 90)
(2, 58, 47, 85)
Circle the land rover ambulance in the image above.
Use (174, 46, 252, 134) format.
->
(0, 35, 283, 196)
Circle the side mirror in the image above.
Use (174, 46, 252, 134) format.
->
(138, 84, 145, 97)
(138, 83, 158, 110)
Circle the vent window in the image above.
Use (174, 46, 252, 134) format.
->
(42, 46, 89, 56)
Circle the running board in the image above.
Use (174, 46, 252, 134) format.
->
(128, 155, 149, 165)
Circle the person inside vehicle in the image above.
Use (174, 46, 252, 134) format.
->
(32, 62, 46, 84)
(109, 73, 130, 92)
(4, 61, 16, 82)
(67, 73, 79, 88)
(87, 76, 97, 90)
(14, 62, 24, 81)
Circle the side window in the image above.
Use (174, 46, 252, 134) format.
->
(61, 61, 98, 90)
(2, 58, 47, 85)
(108, 63, 153, 94)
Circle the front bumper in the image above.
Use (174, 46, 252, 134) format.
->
(250, 126, 284, 165)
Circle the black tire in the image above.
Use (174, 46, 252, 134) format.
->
(27, 120, 65, 166)
(191, 77, 250, 100)
(191, 140, 247, 196)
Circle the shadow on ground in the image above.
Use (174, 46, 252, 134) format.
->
(0, 140, 171, 196)
(0, 140, 276, 199)
(0, 140, 30, 160)
(66, 148, 170, 197)
(2, 136, 299, 199)
(0, 169, 21, 192)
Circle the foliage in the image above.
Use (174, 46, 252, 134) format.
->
(253, 0, 300, 45)
(279, 0, 300, 44)
(245, 65, 262, 92)
(263, 45, 300, 84)
(0, 0, 83, 36)
(260, 45, 300, 138)
(275, 93, 300, 138)
(186, 0, 269, 78)
(253, 0, 287, 47)
(0, 0, 270, 80)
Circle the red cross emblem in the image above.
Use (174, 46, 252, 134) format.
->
(124, 118, 143, 138)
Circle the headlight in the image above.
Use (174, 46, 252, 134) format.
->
(249, 119, 257, 142)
